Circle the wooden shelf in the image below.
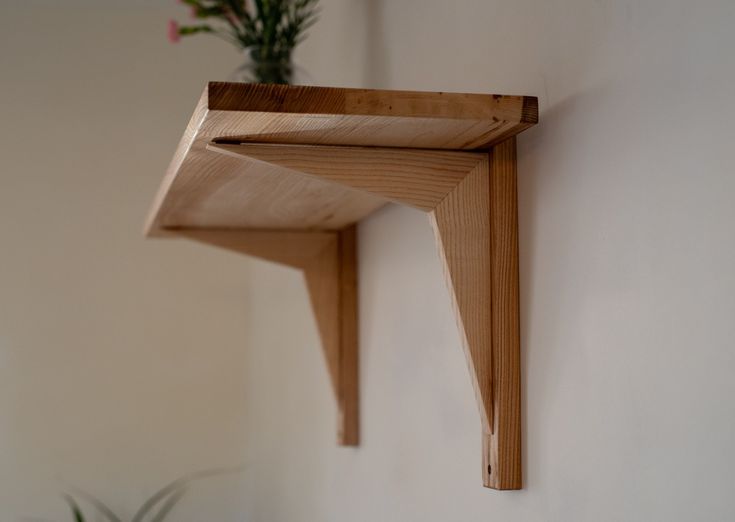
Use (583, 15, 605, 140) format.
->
(146, 82, 538, 489)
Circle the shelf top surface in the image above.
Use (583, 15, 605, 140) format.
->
(146, 82, 538, 235)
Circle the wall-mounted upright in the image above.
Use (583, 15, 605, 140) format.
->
(145, 82, 538, 490)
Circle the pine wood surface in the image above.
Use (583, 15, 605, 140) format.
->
(486, 138, 522, 489)
(208, 142, 483, 211)
(429, 156, 493, 434)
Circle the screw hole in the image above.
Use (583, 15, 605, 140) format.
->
(487, 465, 492, 475)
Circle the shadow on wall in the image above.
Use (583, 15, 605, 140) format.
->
(517, 81, 617, 488)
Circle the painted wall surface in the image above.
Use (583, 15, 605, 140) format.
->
(1, 1, 734, 521)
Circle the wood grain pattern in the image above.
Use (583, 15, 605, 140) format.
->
(293, 225, 359, 446)
(146, 82, 538, 235)
(145, 96, 210, 237)
(209, 142, 482, 211)
(485, 138, 522, 490)
(337, 225, 359, 445)
(428, 140, 522, 490)
(429, 156, 493, 434)
(151, 142, 386, 232)
(303, 236, 341, 404)
(207, 82, 538, 124)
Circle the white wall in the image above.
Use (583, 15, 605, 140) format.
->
(1, 1, 734, 521)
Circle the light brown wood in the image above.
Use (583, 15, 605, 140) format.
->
(146, 82, 537, 235)
(486, 138, 522, 490)
(146, 83, 536, 487)
(337, 225, 359, 445)
(150, 146, 386, 232)
(303, 237, 341, 410)
(429, 156, 493, 435)
(208, 142, 483, 212)
(427, 140, 522, 490)
(177, 229, 335, 269)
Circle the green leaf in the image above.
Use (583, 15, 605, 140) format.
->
(62, 495, 85, 522)
(178, 24, 215, 35)
(149, 487, 187, 522)
(131, 481, 186, 522)
(66, 489, 122, 522)
(131, 466, 245, 522)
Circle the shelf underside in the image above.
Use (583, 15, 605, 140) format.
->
(146, 82, 537, 235)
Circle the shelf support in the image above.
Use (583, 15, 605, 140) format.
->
(196, 138, 522, 488)
(177, 228, 359, 446)
(487, 138, 522, 489)
(302, 225, 359, 446)
(428, 155, 494, 439)
(428, 139, 521, 489)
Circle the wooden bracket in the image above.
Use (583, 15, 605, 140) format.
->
(430, 139, 521, 489)
(197, 138, 522, 489)
(146, 83, 535, 489)
(177, 227, 359, 446)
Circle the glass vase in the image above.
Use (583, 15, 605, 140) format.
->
(228, 47, 310, 85)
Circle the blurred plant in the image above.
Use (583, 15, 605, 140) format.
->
(61, 467, 243, 522)
(169, 0, 320, 84)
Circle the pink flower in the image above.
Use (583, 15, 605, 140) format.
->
(168, 19, 180, 43)
(225, 7, 239, 25)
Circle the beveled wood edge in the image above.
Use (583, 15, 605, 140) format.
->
(144, 85, 210, 237)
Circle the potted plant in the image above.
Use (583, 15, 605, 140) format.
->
(169, 0, 320, 84)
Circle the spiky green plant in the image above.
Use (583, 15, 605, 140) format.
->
(169, 0, 320, 84)
(62, 467, 243, 522)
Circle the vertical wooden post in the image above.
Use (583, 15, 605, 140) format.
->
(303, 226, 359, 446)
(484, 137, 522, 489)
(337, 225, 359, 446)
